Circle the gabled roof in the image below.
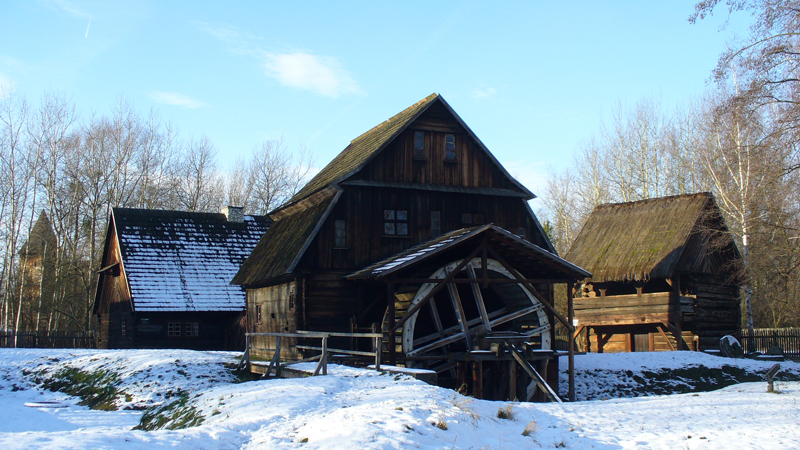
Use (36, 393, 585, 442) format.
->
(288, 93, 534, 204)
(565, 192, 740, 283)
(348, 225, 589, 281)
(112, 208, 270, 312)
(232, 188, 339, 287)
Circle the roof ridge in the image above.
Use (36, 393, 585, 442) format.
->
(595, 192, 712, 210)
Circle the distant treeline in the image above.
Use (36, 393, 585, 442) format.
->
(539, 2, 800, 329)
(0, 91, 312, 337)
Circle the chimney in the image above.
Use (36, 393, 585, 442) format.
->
(221, 206, 244, 223)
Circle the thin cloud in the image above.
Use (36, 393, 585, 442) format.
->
(472, 86, 497, 99)
(148, 91, 208, 109)
(263, 52, 361, 98)
(193, 21, 245, 45)
(41, 0, 92, 19)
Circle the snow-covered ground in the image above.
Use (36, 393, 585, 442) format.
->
(0, 348, 798, 449)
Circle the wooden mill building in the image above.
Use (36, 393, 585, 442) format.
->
(565, 193, 742, 353)
(232, 93, 590, 401)
(94, 207, 270, 350)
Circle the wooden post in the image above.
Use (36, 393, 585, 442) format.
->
(457, 361, 466, 391)
(388, 279, 396, 366)
(473, 361, 483, 399)
(568, 282, 575, 402)
(508, 359, 517, 401)
(321, 335, 328, 375)
(374, 335, 382, 371)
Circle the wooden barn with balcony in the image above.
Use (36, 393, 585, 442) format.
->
(565, 193, 742, 353)
(232, 93, 590, 402)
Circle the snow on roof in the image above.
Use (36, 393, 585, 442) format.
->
(114, 208, 270, 312)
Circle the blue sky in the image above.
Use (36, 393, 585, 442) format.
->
(0, 1, 750, 199)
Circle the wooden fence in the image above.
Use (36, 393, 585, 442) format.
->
(0, 331, 96, 349)
(740, 328, 800, 358)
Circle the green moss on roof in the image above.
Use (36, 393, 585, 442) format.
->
(566, 192, 718, 282)
(232, 192, 336, 286)
(289, 93, 439, 203)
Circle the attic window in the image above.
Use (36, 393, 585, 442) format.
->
(334, 220, 347, 248)
(384, 210, 408, 236)
(413, 131, 426, 160)
(431, 211, 441, 237)
(444, 134, 456, 161)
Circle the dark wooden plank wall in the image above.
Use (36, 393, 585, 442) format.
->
(353, 127, 518, 192)
(584, 328, 696, 353)
(305, 189, 543, 271)
(96, 229, 134, 349)
(683, 274, 740, 350)
(131, 311, 240, 350)
(249, 281, 301, 360)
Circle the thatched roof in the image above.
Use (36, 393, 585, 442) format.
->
(232, 188, 339, 287)
(565, 192, 739, 283)
(287, 93, 533, 205)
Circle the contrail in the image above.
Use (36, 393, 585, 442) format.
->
(85, 18, 91, 38)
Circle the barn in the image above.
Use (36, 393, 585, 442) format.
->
(232, 93, 590, 401)
(565, 193, 742, 353)
(94, 207, 270, 350)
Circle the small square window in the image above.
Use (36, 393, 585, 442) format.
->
(384, 209, 408, 236)
(396, 210, 407, 221)
(516, 227, 526, 239)
(185, 322, 199, 337)
(167, 321, 181, 337)
(385, 222, 396, 235)
(462, 213, 473, 225)
(445, 134, 456, 161)
(384, 210, 395, 220)
(397, 223, 408, 235)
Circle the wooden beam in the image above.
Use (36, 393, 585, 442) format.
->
(657, 323, 676, 351)
(407, 304, 543, 356)
(572, 325, 586, 340)
(568, 282, 575, 402)
(388, 279, 396, 365)
(392, 244, 486, 332)
(507, 342, 562, 403)
(508, 360, 517, 401)
(486, 246, 574, 331)
(394, 278, 577, 284)
(413, 308, 508, 348)
(467, 264, 491, 331)
(445, 268, 473, 351)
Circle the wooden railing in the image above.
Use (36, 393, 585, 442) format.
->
(0, 331, 96, 349)
(238, 330, 383, 377)
(739, 328, 800, 358)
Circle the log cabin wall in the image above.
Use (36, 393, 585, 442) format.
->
(351, 125, 518, 192)
(96, 226, 134, 349)
(682, 273, 740, 350)
(304, 189, 543, 271)
(131, 311, 241, 350)
(248, 281, 301, 360)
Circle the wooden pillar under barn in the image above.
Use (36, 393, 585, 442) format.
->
(472, 361, 483, 399)
(388, 278, 396, 365)
(568, 282, 575, 402)
(457, 361, 466, 391)
(508, 360, 517, 401)
(672, 276, 685, 350)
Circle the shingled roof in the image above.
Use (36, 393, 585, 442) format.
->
(349, 225, 590, 281)
(565, 192, 739, 283)
(112, 208, 270, 312)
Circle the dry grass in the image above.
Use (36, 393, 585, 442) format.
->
(497, 403, 516, 420)
(522, 420, 538, 437)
